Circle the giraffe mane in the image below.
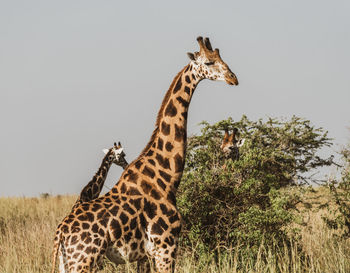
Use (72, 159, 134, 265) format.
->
(137, 65, 189, 158)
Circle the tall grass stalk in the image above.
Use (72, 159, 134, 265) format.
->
(0, 195, 349, 273)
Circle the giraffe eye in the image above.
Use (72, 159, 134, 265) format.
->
(205, 61, 215, 66)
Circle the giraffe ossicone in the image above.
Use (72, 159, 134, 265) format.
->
(51, 36, 238, 273)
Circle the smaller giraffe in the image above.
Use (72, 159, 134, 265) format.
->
(220, 128, 245, 161)
(52, 142, 128, 273)
(72, 142, 128, 211)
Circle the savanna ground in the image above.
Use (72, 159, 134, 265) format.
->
(1, 117, 349, 273)
(0, 188, 349, 273)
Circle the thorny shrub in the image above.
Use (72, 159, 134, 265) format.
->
(177, 116, 333, 252)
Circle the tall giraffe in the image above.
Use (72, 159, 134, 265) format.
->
(51, 36, 238, 273)
(71, 142, 128, 211)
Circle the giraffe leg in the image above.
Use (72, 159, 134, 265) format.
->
(153, 253, 176, 273)
(96, 257, 107, 271)
(63, 239, 108, 273)
(137, 257, 152, 273)
(145, 237, 177, 273)
(68, 257, 99, 273)
(58, 247, 69, 273)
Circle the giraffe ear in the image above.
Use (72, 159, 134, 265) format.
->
(228, 133, 234, 142)
(187, 52, 195, 61)
(102, 149, 109, 154)
(237, 138, 245, 147)
(115, 147, 124, 155)
(223, 129, 229, 140)
(230, 128, 238, 142)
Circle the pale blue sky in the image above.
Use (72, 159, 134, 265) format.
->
(1, 0, 349, 196)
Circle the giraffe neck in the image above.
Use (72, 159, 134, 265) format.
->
(111, 63, 202, 198)
(78, 153, 115, 203)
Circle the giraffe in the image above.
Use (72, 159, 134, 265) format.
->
(71, 142, 129, 211)
(220, 128, 245, 161)
(52, 142, 128, 272)
(51, 36, 239, 273)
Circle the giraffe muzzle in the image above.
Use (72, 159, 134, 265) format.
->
(225, 73, 239, 86)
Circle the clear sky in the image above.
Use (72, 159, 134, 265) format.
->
(1, 0, 349, 197)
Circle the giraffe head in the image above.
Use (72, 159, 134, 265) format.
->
(187, 36, 238, 85)
(102, 142, 128, 168)
(220, 128, 245, 160)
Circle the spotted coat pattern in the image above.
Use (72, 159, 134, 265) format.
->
(52, 143, 128, 272)
(51, 36, 238, 273)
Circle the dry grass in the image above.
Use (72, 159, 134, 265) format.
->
(0, 188, 349, 273)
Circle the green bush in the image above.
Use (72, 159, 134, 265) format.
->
(178, 116, 332, 251)
(326, 140, 350, 237)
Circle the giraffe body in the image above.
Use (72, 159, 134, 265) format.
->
(52, 37, 238, 273)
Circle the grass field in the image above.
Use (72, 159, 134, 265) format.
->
(0, 188, 349, 273)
